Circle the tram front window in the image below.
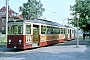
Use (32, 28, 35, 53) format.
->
(8, 25, 23, 34)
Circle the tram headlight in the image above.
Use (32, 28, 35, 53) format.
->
(9, 39, 11, 42)
(19, 40, 22, 43)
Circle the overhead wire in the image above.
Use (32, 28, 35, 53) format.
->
(10, 0, 63, 20)
(15, 0, 26, 4)
(0, 0, 5, 6)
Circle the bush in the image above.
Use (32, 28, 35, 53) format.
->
(0, 37, 6, 45)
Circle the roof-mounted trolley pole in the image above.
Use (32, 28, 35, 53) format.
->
(6, 0, 9, 39)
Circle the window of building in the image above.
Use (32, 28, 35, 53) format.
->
(14, 13, 16, 16)
(2, 18, 5, 23)
(2, 26, 5, 30)
(12, 12, 18, 17)
(0, 12, 4, 15)
(16, 14, 19, 17)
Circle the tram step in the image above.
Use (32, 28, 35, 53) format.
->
(32, 43, 39, 47)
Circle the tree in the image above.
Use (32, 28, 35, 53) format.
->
(19, 0, 45, 20)
(70, 0, 90, 32)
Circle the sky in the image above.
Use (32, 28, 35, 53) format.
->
(0, 0, 75, 25)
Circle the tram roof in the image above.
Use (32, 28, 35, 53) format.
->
(64, 25, 75, 29)
(8, 19, 65, 27)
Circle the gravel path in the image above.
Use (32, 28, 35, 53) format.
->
(0, 39, 90, 60)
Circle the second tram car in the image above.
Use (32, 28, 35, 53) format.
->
(65, 26, 76, 40)
(7, 19, 75, 49)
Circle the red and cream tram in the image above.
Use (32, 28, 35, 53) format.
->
(7, 19, 75, 49)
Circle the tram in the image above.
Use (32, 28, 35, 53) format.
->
(7, 19, 75, 49)
(65, 26, 76, 40)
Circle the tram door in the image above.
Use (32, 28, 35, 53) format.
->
(33, 25, 39, 47)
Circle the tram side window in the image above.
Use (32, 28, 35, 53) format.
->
(65, 28, 67, 34)
(54, 28, 57, 34)
(68, 29, 70, 34)
(47, 26, 51, 34)
(60, 28, 64, 34)
(72, 30, 75, 34)
(26, 25, 31, 34)
(63, 28, 66, 34)
(51, 27, 54, 34)
(55, 28, 60, 34)
(72, 30, 74, 34)
(41, 26, 46, 34)
(58, 28, 60, 34)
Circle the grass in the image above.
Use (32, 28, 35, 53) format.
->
(0, 37, 7, 45)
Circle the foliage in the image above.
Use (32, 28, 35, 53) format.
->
(19, 0, 45, 20)
(0, 37, 6, 45)
(70, 0, 90, 32)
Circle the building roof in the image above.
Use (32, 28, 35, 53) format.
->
(0, 6, 14, 13)
(0, 6, 19, 18)
(18, 14, 23, 19)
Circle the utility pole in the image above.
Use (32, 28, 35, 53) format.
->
(6, 0, 9, 38)
(76, 13, 79, 48)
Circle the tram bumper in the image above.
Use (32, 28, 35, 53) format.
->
(7, 44, 32, 49)
(7, 44, 19, 48)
